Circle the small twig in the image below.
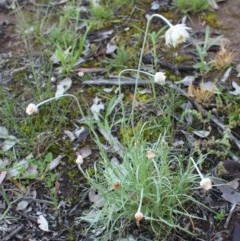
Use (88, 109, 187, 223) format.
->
(10, 64, 30, 75)
(2, 224, 24, 241)
(21, 197, 54, 205)
(83, 78, 151, 86)
(74, 67, 105, 73)
(14, 210, 38, 223)
(224, 203, 236, 228)
(29, 0, 67, 7)
(159, 61, 195, 72)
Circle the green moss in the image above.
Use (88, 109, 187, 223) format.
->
(173, 0, 209, 14)
(120, 121, 162, 144)
(167, 74, 181, 82)
(217, 161, 228, 176)
(136, 92, 152, 102)
(201, 12, 220, 29)
(174, 55, 192, 64)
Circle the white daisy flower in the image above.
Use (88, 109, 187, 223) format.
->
(165, 24, 191, 48)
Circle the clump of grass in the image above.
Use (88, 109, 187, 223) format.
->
(104, 46, 134, 72)
(172, 0, 209, 14)
(77, 127, 204, 239)
(90, 4, 114, 21)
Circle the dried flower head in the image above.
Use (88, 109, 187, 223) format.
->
(165, 24, 191, 48)
(200, 177, 212, 191)
(134, 211, 144, 221)
(76, 155, 84, 165)
(26, 103, 38, 115)
(211, 43, 234, 70)
(146, 150, 156, 159)
(154, 72, 166, 85)
(188, 81, 216, 103)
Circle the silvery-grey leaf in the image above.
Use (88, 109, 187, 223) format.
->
(175, 76, 195, 86)
(55, 77, 72, 97)
(2, 135, 17, 151)
(220, 67, 232, 83)
(229, 81, 240, 95)
(193, 130, 211, 138)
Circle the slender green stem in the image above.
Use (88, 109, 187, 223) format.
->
(0, 188, 21, 222)
(37, 94, 84, 117)
(130, 14, 172, 127)
(118, 68, 156, 128)
(137, 188, 144, 212)
(190, 157, 203, 179)
(118, 68, 155, 79)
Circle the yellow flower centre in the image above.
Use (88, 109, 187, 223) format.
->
(177, 34, 185, 43)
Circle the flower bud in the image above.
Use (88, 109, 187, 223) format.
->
(146, 150, 156, 159)
(200, 178, 212, 191)
(26, 103, 38, 115)
(76, 155, 84, 165)
(113, 182, 120, 190)
(154, 72, 166, 85)
(134, 211, 144, 221)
